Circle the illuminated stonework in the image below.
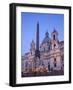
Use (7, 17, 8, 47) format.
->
(21, 23, 64, 77)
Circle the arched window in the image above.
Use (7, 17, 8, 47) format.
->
(48, 62, 50, 71)
(61, 56, 64, 61)
(53, 35, 55, 40)
(48, 45, 50, 50)
(61, 56, 64, 66)
(25, 61, 28, 71)
(54, 58, 56, 61)
(54, 44, 56, 48)
(54, 58, 57, 67)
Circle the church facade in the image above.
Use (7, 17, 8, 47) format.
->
(21, 22, 64, 77)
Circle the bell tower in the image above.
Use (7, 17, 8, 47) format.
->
(51, 29, 59, 49)
(30, 40, 35, 55)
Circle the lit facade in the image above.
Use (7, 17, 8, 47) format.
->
(21, 23, 64, 76)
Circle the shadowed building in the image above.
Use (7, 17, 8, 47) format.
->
(21, 22, 64, 77)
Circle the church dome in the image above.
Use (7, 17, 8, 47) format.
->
(42, 32, 51, 44)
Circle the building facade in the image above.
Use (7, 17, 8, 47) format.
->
(21, 23, 64, 76)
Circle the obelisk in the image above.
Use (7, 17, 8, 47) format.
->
(35, 22, 40, 59)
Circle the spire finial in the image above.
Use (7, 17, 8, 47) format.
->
(45, 31, 49, 37)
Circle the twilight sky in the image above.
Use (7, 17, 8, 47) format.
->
(21, 12, 64, 56)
